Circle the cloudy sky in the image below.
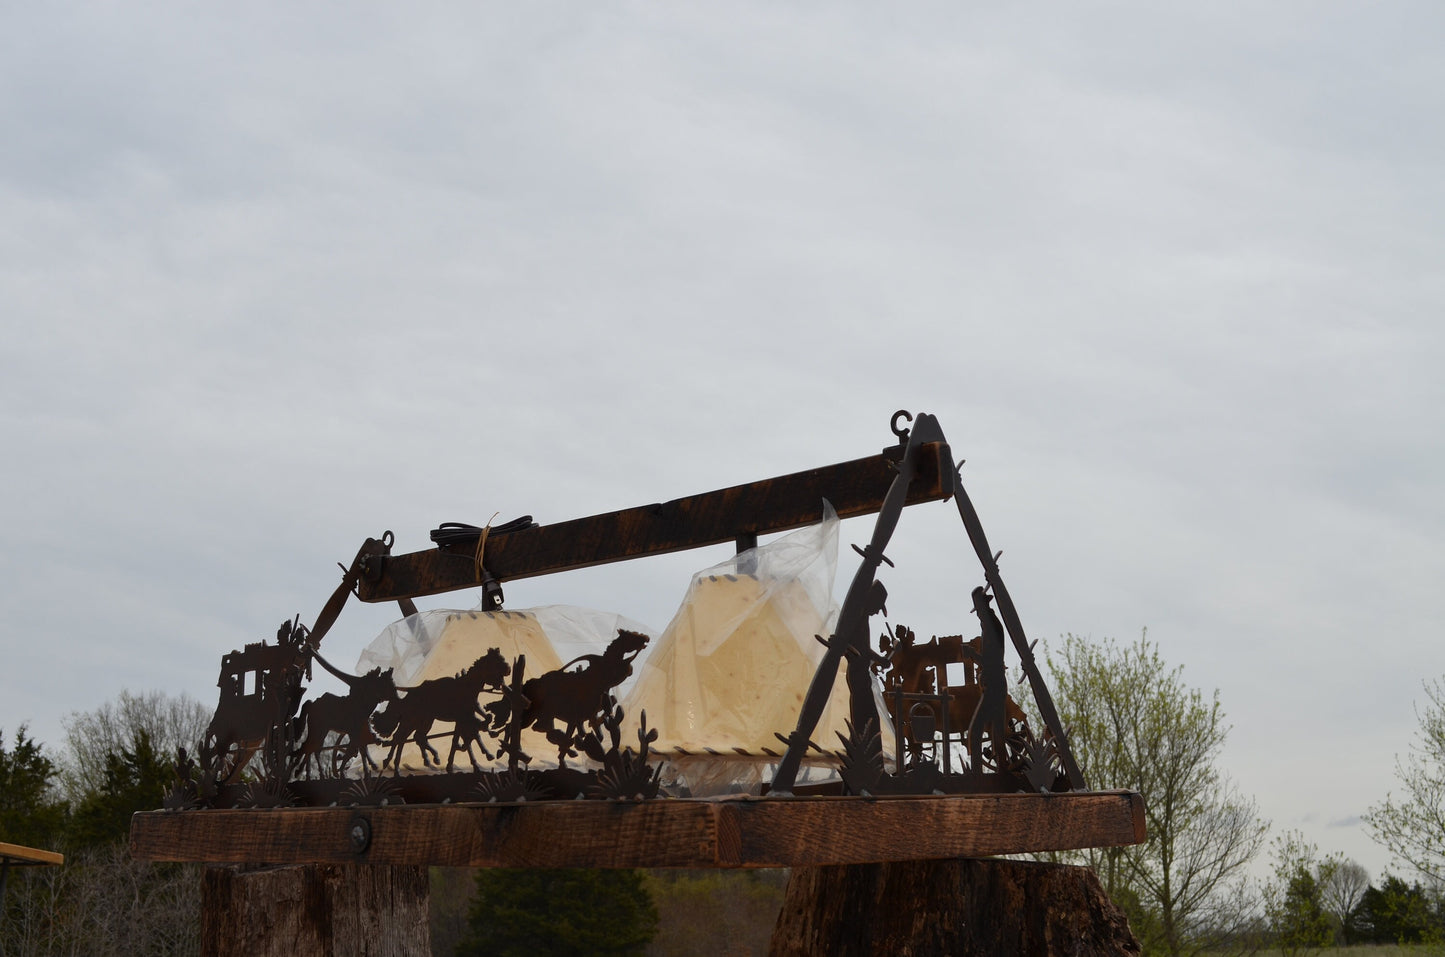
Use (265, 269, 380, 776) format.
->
(3, 3, 1442, 879)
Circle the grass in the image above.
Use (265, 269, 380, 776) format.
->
(1246, 948, 1445, 956)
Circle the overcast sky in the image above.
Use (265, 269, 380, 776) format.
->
(4, 3, 1443, 880)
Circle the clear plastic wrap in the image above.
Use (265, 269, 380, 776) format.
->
(621, 502, 887, 795)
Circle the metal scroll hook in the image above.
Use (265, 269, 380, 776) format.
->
(890, 410, 913, 444)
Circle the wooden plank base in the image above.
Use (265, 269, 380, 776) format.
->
(769, 859, 1140, 956)
(132, 791, 1145, 868)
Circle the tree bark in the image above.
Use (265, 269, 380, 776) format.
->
(201, 864, 429, 957)
(770, 858, 1140, 957)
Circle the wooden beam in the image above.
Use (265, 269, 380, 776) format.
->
(0, 842, 63, 867)
(131, 791, 1144, 869)
(717, 791, 1146, 868)
(356, 443, 951, 603)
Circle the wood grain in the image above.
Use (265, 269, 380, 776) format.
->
(721, 791, 1147, 867)
(357, 443, 950, 603)
(131, 791, 1145, 868)
(769, 859, 1141, 956)
(0, 842, 64, 866)
(201, 864, 429, 957)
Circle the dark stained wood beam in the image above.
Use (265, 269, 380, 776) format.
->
(357, 442, 951, 603)
(130, 790, 1145, 868)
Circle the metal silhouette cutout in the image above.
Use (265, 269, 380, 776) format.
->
(168, 411, 1085, 810)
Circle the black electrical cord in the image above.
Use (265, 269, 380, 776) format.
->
(429, 516, 538, 547)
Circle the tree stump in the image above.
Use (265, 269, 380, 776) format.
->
(769, 859, 1140, 957)
(200, 864, 429, 957)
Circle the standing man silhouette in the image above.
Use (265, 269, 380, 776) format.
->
(966, 586, 1009, 773)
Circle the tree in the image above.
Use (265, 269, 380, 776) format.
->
(1045, 632, 1268, 957)
(58, 688, 208, 807)
(644, 870, 789, 957)
(1319, 858, 1368, 946)
(1348, 875, 1443, 945)
(1366, 677, 1445, 884)
(2, 841, 200, 957)
(68, 728, 173, 849)
(0, 725, 66, 849)
(457, 869, 658, 957)
(1263, 831, 1335, 955)
(0, 725, 69, 956)
(1, 698, 206, 957)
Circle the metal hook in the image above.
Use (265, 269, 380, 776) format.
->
(890, 410, 913, 443)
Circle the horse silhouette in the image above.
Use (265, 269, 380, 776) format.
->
(291, 666, 397, 777)
(513, 629, 650, 765)
(373, 648, 511, 773)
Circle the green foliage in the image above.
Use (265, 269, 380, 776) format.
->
(1045, 632, 1268, 957)
(1264, 831, 1338, 955)
(644, 870, 788, 957)
(1348, 876, 1444, 946)
(1280, 871, 1330, 946)
(67, 728, 173, 849)
(0, 725, 66, 850)
(1367, 678, 1445, 885)
(430, 867, 479, 957)
(457, 869, 659, 957)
